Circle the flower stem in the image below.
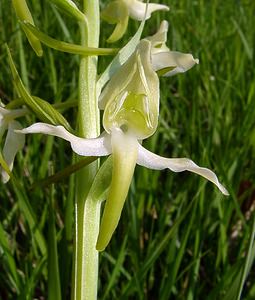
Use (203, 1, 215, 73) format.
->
(72, 1, 100, 300)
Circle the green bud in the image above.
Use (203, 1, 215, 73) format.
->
(12, 0, 43, 57)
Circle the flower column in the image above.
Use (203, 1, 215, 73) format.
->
(73, 1, 100, 299)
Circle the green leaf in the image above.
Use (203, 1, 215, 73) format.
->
(21, 257, 46, 299)
(0, 221, 21, 292)
(11, 178, 47, 256)
(1, 150, 46, 258)
(167, 200, 197, 294)
(237, 216, 255, 300)
(31, 156, 98, 189)
(121, 197, 195, 296)
(102, 235, 128, 300)
(32, 96, 72, 132)
(86, 156, 113, 203)
(6, 45, 72, 131)
(21, 22, 118, 56)
(48, 183, 61, 300)
(222, 216, 255, 300)
(232, 18, 253, 61)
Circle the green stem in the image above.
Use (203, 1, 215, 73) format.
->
(72, 1, 100, 300)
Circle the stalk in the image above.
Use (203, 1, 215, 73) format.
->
(72, 1, 101, 300)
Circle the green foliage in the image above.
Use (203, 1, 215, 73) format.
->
(0, 0, 254, 299)
(6, 46, 72, 131)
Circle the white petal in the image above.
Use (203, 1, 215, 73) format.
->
(0, 108, 9, 130)
(153, 20, 169, 38)
(0, 107, 9, 117)
(1, 121, 25, 183)
(145, 20, 170, 54)
(128, 0, 169, 21)
(137, 144, 229, 195)
(0, 107, 26, 123)
(18, 123, 112, 157)
(152, 51, 199, 76)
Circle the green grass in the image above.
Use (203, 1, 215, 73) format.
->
(0, 0, 255, 299)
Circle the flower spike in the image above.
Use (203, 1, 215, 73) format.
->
(18, 34, 228, 250)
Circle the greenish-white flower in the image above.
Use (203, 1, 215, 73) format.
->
(146, 20, 199, 76)
(0, 107, 25, 183)
(101, 0, 169, 42)
(18, 39, 228, 251)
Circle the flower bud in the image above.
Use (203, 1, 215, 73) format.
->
(12, 0, 43, 56)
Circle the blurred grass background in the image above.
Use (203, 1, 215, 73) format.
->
(0, 0, 255, 299)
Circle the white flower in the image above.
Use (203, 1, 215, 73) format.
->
(18, 39, 228, 251)
(146, 20, 199, 76)
(0, 107, 25, 183)
(125, 0, 169, 21)
(101, 0, 169, 42)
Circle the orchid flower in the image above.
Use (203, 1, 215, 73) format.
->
(98, 20, 199, 109)
(18, 39, 228, 251)
(101, 0, 169, 42)
(0, 107, 25, 183)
